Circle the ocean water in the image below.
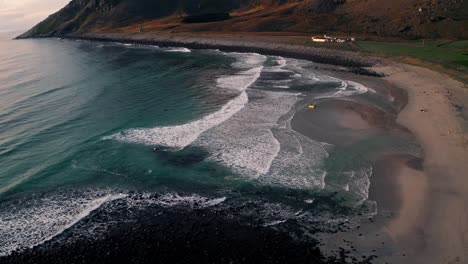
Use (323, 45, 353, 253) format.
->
(0, 33, 418, 256)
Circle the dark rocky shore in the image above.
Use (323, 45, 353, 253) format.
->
(57, 32, 385, 76)
(0, 194, 376, 264)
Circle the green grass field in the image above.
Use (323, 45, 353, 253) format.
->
(354, 40, 468, 70)
(275, 37, 468, 78)
(293, 38, 468, 83)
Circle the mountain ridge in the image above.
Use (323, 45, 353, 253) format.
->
(18, 0, 468, 39)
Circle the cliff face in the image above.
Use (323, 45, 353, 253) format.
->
(18, 0, 468, 39)
(17, 0, 119, 38)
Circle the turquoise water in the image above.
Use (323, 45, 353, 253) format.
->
(0, 33, 418, 256)
(0, 36, 239, 195)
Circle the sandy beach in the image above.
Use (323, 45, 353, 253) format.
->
(290, 59, 468, 263)
(298, 58, 468, 263)
(372, 63, 468, 264)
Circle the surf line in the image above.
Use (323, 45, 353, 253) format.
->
(103, 56, 265, 149)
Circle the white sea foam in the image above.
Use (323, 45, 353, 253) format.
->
(103, 92, 248, 148)
(348, 166, 373, 204)
(231, 197, 378, 237)
(285, 58, 371, 99)
(292, 73, 302, 78)
(216, 66, 264, 92)
(103, 68, 261, 148)
(0, 192, 126, 257)
(264, 56, 290, 73)
(262, 219, 287, 227)
(208, 57, 371, 187)
(258, 128, 328, 189)
(315, 80, 369, 99)
(276, 57, 287, 68)
(152, 193, 226, 209)
(197, 122, 282, 177)
(124, 44, 160, 50)
(103, 54, 265, 149)
(0, 191, 228, 257)
(228, 52, 267, 68)
(286, 59, 320, 81)
(194, 90, 297, 178)
(104, 51, 372, 193)
(165, 47, 191, 53)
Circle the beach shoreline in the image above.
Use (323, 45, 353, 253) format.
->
(290, 68, 419, 263)
(371, 63, 468, 264)
(67, 32, 468, 263)
(64, 32, 383, 73)
(14, 32, 468, 263)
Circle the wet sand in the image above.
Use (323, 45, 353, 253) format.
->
(291, 98, 393, 146)
(372, 63, 468, 264)
(369, 154, 428, 263)
(289, 72, 420, 263)
(291, 60, 468, 263)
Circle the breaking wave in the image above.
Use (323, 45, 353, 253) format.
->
(0, 191, 126, 257)
(0, 190, 228, 257)
(103, 53, 265, 149)
(165, 47, 191, 53)
(103, 50, 372, 190)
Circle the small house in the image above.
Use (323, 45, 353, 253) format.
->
(311, 36, 327, 42)
(311, 35, 355, 43)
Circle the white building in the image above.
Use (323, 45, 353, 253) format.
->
(311, 35, 355, 43)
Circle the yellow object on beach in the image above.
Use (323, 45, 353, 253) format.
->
(308, 104, 316, 110)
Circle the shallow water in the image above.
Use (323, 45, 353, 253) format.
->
(0, 33, 419, 256)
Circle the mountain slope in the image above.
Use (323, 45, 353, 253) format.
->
(18, 0, 468, 39)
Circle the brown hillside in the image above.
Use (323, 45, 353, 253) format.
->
(18, 0, 468, 39)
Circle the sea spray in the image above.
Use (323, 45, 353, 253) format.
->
(0, 191, 126, 257)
